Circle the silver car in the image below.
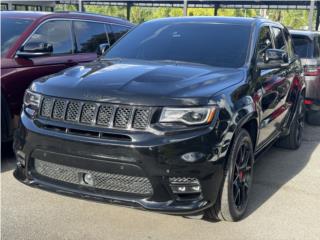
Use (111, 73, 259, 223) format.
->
(290, 30, 320, 125)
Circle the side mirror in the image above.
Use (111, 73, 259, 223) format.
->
(257, 49, 289, 70)
(17, 42, 53, 58)
(97, 43, 110, 56)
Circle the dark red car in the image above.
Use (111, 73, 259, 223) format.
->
(1, 11, 133, 142)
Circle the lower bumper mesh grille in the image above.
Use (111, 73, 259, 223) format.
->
(34, 159, 153, 196)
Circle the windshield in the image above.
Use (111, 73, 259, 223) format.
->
(104, 21, 251, 68)
(292, 35, 313, 58)
(1, 18, 33, 57)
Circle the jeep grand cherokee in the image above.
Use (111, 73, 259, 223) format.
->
(14, 17, 305, 221)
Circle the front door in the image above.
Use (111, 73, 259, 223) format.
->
(255, 26, 293, 148)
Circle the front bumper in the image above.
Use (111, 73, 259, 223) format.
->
(14, 112, 227, 215)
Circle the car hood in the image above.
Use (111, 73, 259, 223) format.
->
(31, 59, 245, 106)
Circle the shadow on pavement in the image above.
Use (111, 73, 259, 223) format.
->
(245, 124, 319, 219)
(1, 141, 16, 173)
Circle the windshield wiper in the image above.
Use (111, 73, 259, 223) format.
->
(152, 59, 211, 67)
(101, 57, 124, 61)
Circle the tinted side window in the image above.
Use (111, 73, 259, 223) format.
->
(27, 20, 73, 55)
(109, 25, 130, 44)
(74, 21, 109, 53)
(272, 27, 286, 50)
(292, 35, 313, 58)
(257, 26, 273, 61)
(313, 36, 320, 58)
(1, 18, 33, 57)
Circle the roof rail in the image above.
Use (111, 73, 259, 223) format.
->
(53, 10, 129, 22)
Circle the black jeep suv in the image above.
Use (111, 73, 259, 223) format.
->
(14, 17, 305, 221)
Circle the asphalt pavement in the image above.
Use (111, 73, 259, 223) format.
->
(1, 124, 320, 240)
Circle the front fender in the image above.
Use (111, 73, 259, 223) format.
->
(211, 83, 258, 163)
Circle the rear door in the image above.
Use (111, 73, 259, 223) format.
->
(73, 20, 110, 62)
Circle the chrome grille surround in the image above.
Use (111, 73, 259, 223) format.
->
(34, 159, 153, 196)
(39, 96, 152, 130)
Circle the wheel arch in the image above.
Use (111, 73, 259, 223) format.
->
(221, 110, 258, 171)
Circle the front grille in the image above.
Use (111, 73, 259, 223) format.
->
(66, 101, 81, 122)
(40, 97, 152, 130)
(41, 98, 54, 117)
(114, 107, 133, 128)
(133, 108, 150, 129)
(80, 103, 97, 124)
(34, 159, 153, 196)
(97, 105, 114, 126)
(53, 100, 67, 120)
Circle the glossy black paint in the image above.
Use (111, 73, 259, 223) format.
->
(14, 17, 305, 214)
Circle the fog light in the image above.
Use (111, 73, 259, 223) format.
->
(83, 173, 94, 186)
(169, 177, 201, 194)
(25, 107, 37, 118)
(16, 150, 26, 167)
(191, 186, 201, 192)
(181, 152, 205, 163)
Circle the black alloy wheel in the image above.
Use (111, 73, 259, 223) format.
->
(232, 141, 253, 211)
(205, 129, 254, 222)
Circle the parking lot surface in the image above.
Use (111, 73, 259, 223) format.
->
(1, 124, 320, 240)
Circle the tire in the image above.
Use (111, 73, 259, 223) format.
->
(276, 94, 305, 150)
(306, 110, 320, 126)
(1, 94, 12, 143)
(205, 129, 254, 222)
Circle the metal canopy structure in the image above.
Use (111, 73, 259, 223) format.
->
(1, 0, 320, 30)
(1, 1, 55, 11)
(60, 0, 316, 9)
(55, 1, 320, 30)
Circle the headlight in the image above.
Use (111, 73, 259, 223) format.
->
(160, 107, 216, 125)
(23, 90, 42, 109)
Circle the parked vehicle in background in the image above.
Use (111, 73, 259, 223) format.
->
(290, 30, 320, 125)
(14, 17, 305, 222)
(1, 11, 133, 142)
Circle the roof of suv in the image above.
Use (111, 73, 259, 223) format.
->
(147, 16, 274, 26)
(289, 30, 320, 39)
(1, 11, 133, 26)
